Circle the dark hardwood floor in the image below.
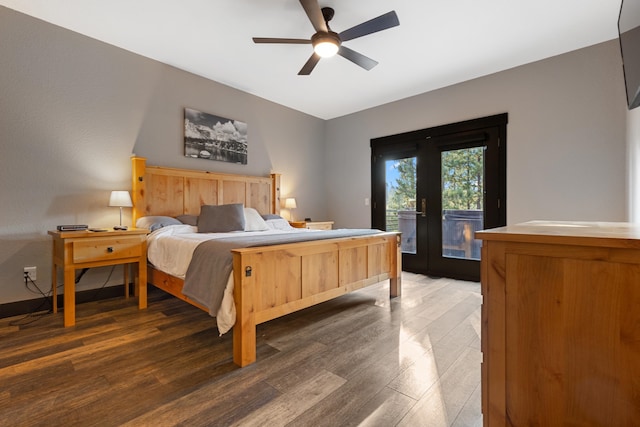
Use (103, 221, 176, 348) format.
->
(0, 273, 482, 426)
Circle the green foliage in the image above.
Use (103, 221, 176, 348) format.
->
(387, 158, 416, 211)
(441, 147, 483, 210)
(385, 148, 484, 214)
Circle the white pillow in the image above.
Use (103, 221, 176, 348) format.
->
(136, 215, 182, 231)
(244, 207, 269, 231)
(265, 218, 294, 230)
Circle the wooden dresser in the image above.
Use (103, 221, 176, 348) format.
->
(476, 221, 640, 426)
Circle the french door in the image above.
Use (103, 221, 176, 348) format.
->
(371, 114, 507, 281)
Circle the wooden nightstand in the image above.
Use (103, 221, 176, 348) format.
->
(305, 221, 334, 230)
(48, 228, 148, 327)
(288, 221, 307, 228)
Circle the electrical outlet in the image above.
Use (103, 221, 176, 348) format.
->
(24, 266, 37, 281)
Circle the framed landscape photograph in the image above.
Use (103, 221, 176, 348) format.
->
(184, 108, 248, 164)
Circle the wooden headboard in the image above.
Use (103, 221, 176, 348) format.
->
(130, 156, 280, 227)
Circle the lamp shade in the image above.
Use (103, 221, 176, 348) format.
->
(284, 198, 297, 209)
(109, 191, 133, 207)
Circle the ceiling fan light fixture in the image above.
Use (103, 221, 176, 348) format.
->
(312, 32, 340, 58)
(314, 41, 338, 57)
(252, 2, 399, 75)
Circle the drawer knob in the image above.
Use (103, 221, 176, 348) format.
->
(107, 247, 114, 253)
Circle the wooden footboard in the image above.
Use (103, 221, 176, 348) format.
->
(231, 232, 401, 367)
(146, 232, 401, 367)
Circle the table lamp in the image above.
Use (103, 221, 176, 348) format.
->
(109, 190, 133, 230)
(284, 197, 297, 221)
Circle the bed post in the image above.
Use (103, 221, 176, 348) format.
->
(270, 173, 281, 215)
(232, 252, 256, 367)
(131, 156, 146, 228)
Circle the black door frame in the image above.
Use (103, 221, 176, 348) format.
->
(371, 113, 508, 281)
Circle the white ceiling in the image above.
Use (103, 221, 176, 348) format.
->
(0, 0, 622, 119)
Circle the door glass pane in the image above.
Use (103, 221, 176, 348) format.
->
(385, 157, 416, 254)
(441, 147, 484, 260)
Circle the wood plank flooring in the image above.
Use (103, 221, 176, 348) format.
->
(0, 272, 482, 426)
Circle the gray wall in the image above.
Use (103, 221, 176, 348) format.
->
(325, 40, 629, 228)
(0, 6, 635, 306)
(0, 7, 325, 304)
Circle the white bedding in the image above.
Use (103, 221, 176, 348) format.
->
(147, 224, 316, 334)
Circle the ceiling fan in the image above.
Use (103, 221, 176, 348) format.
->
(252, 0, 399, 75)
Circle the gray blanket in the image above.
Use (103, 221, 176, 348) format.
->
(182, 229, 381, 316)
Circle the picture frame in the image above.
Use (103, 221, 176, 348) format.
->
(184, 107, 248, 164)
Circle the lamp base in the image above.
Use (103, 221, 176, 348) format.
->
(113, 225, 128, 230)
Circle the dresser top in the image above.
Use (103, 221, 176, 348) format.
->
(476, 220, 640, 248)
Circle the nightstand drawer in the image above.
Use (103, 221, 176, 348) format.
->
(306, 221, 334, 230)
(73, 236, 143, 263)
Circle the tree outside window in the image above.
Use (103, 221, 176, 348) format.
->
(387, 157, 416, 212)
(441, 147, 483, 210)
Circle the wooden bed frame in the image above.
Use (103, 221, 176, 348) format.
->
(131, 156, 401, 367)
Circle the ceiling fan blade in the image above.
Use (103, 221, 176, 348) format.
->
(299, 0, 328, 33)
(298, 53, 321, 75)
(338, 46, 378, 70)
(339, 11, 399, 42)
(253, 37, 311, 44)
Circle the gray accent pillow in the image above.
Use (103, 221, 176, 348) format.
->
(261, 214, 284, 220)
(198, 204, 245, 233)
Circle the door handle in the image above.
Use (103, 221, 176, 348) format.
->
(414, 198, 427, 217)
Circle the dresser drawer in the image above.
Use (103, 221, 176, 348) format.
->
(73, 236, 143, 263)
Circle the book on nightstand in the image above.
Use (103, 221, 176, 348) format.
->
(56, 224, 88, 231)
